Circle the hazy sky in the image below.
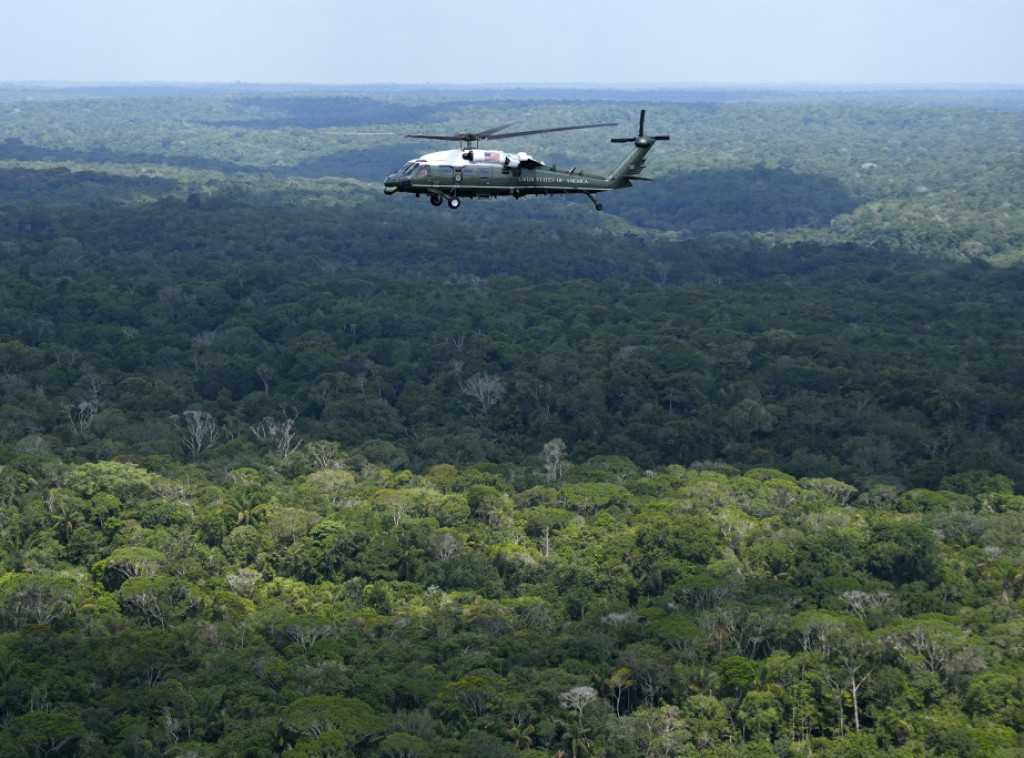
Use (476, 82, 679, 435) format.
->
(4, 0, 1021, 85)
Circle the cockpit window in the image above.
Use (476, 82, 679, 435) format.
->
(398, 162, 416, 175)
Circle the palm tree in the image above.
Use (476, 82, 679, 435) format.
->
(46, 490, 83, 545)
(978, 554, 1024, 605)
(504, 724, 535, 750)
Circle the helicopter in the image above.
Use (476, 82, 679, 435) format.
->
(383, 110, 668, 210)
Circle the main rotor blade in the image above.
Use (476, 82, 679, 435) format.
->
(478, 120, 523, 138)
(404, 121, 523, 142)
(482, 122, 618, 140)
(404, 132, 470, 141)
(406, 122, 618, 142)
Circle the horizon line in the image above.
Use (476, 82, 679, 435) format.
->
(4, 80, 1024, 90)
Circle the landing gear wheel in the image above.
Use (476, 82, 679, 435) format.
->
(448, 197, 461, 209)
(430, 195, 443, 207)
(595, 202, 603, 211)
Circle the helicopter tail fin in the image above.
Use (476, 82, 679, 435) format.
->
(606, 110, 669, 186)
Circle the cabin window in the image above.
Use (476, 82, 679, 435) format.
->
(440, 166, 454, 176)
(479, 168, 491, 179)
(463, 167, 475, 176)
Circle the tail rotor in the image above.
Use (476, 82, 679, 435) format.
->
(611, 109, 670, 144)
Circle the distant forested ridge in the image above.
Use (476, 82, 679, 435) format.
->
(2, 85, 1024, 756)
(2, 193, 1024, 489)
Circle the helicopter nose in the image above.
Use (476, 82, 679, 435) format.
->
(383, 174, 407, 194)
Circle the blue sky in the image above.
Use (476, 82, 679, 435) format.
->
(3, 0, 1021, 85)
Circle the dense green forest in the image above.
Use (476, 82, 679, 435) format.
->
(2, 85, 1024, 756)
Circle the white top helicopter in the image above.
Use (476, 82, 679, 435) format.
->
(383, 110, 668, 210)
